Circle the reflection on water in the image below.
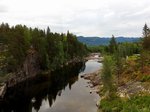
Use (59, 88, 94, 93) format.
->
(82, 59, 102, 74)
(0, 59, 101, 112)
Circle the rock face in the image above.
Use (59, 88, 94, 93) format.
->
(6, 48, 84, 88)
(7, 48, 40, 87)
(23, 48, 40, 77)
(0, 83, 7, 99)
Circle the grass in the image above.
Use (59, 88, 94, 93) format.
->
(100, 97, 123, 112)
(141, 75, 150, 82)
(99, 95, 150, 112)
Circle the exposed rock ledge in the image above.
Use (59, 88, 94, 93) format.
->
(117, 81, 150, 98)
(0, 83, 6, 99)
(81, 69, 102, 94)
(81, 69, 150, 99)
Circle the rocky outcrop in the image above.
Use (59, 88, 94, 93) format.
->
(85, 53, 101, 60)
(81, 54, 102, 94)
(81, 69, 102, 94)
(23, 48, 40, 77)
(6, 49, 86, 87)
(65, 58, 84, 66)
(0, 83, 7, 99)
(7, 48, 40, 87)
(117, 81, 150, 98)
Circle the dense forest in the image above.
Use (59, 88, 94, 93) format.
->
(0, 23, 87, 79)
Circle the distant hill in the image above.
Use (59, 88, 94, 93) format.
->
(77, 36, 140, 46)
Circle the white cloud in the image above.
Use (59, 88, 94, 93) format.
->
(0, 0, 150, 36)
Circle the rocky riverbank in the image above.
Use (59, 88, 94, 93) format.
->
(83, 68, 150, 99)
(81, 69, 102, 94)
(0, 53, 98, 99)
(0, 57, 85, 99)
(81, 53, 103, 95)
(81, 53, 150, 100)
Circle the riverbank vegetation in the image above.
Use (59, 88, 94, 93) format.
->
(0, 23, 88, 82)
(99, 24, 150, 112)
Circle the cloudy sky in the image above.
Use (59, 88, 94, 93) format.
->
(0, 0, 150, 37)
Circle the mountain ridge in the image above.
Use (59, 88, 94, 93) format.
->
(77, 36, 140, 46)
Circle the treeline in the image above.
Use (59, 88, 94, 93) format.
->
(87, 35, 140, 56)
(0, 23, 87, 73)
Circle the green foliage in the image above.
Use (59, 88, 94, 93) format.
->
(107, 41, 141, 85)
(100, 24, 150, 112)
(143, 24, 149, 38)
(106, 34, 141, 56)
(100, 98, 123, 112)
(101, 56, 116, 98)
(141, 75, 150, 82)
(117, 42, 141, 57)
(87, 45, 106, 55)
(7, 25, 30, 70)
(142, 24, 150, 50)
(0, 23, 88, 73)
(109, 35, 117, 54)
(141, 24, 150, 72)
(100, 95, 150, 112)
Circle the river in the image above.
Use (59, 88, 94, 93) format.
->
(0, 56, 101, 112)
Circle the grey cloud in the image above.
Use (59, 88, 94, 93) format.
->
(0, 0, 150, 37)
(0, 5, 7, 13)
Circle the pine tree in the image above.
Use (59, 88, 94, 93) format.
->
(143, 24, 150, 50)
(46, 26, 50, 35)
(101, 56, 114, 98)
(109, 35, 117, 54)
(143, 23, 149, 38)
(141, 24, 150, 73)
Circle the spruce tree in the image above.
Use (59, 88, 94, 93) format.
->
(143, 24, 150, 50)
(109, 35, 117, 54)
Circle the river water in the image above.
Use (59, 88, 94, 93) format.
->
(0, 58, 101, 112)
